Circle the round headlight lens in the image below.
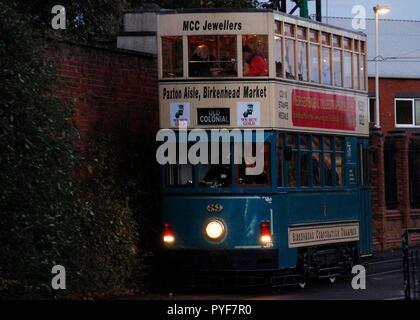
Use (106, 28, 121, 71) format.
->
(205, 220, 225, 240)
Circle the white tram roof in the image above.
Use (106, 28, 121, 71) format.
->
(324, 17, 420, 79)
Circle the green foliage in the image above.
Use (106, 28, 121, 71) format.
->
(0, 3, 141, 298)
(68, 138, 140, 296)
(0, 2, 79, 298)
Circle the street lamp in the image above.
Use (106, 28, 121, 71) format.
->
(373, 5, 390, 127)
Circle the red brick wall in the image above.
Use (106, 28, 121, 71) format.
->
(49, 41, 159, 151)
(368, 77, 420, 135)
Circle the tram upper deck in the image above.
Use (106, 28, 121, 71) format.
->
(157, 9, 369, 137)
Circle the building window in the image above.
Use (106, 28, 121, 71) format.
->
(188, 35, 237, 77)
(409, 141, 420, 209)
(242, 35, 269, 77)
(162, 36, 183, 77)
(395, 98, 420, 127)
(369, 97, 376, 125)
(384, 138, 398, 209)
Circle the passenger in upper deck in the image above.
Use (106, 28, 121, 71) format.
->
(242, 45, 268, 77)
(189, 44, 221, 77)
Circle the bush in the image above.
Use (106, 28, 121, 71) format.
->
(0, 3, 141, 299)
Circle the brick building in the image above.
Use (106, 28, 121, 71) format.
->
(327, 17, 420, 250)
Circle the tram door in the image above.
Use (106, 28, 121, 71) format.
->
(357, 139, 372, 255)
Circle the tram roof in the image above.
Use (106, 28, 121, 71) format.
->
(155, 8, 366, 38)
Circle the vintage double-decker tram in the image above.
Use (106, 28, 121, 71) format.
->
(157, 8, 371, 287)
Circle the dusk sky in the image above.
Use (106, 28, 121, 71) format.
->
(274, 0, 420, 20)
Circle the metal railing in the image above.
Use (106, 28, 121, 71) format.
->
(403, 228, 420, 300)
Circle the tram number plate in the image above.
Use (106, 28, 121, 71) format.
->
(197, 108, 230, 125)
(288, 222, 359, 248)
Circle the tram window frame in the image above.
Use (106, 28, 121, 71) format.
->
(161, 36, 183, 78)
(188, 35, 238, 78)
(242, 35, 269, 77)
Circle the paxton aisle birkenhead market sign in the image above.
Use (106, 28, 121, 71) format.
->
(159, 82, 368, 136)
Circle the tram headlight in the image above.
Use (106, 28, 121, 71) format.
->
(205, 219, 226, 241)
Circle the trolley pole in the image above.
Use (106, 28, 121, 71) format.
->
(299, 0, 309, 18)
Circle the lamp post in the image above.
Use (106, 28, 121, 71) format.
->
(373, 5, 390, 127)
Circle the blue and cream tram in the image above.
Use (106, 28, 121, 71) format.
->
(157, 8, 371, 287)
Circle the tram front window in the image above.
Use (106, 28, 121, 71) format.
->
(166, 164, 193, 186)
(188, 35, 237, 77)
(199, 149, 232, 188)
(237, 143, 271, 186)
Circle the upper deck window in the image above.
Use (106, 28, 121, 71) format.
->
(275, 21, 282, 34)
(343, 37, 352, 50)
(188, 35, 237, 77)
(297, 26, 307, 40)
(242, 35, 269, 77)
(162, 36, 183, 78)
(236, 143, 271, 187)
(354, 40, 359, 52)
(332, 35, 341, 48)
(275, 36, 283, 77)
(321, 32, 331, 46)
(322, 47, 332, 85)
(284, 23, 295, 37)
(360, 41, 366, 53)
(309, 29, 319, 43)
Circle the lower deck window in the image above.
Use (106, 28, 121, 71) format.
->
(279, 134, 345, 187)
(236, 143, 271, 186)
(166, 164, 193, 186)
